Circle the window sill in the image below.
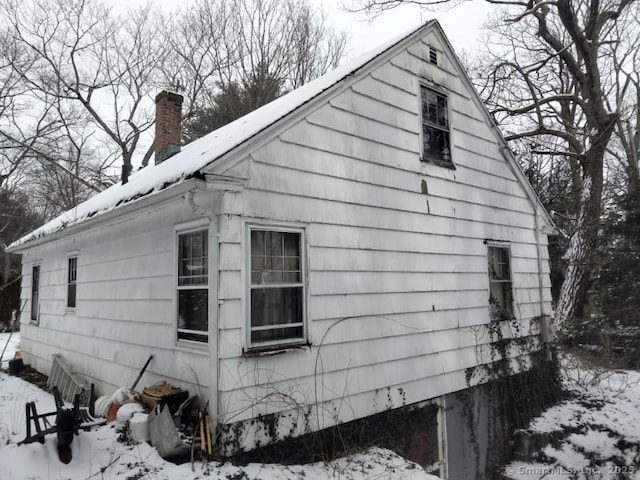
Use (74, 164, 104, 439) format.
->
(420, 157, 456, 170)
(243, 342, 310, 358)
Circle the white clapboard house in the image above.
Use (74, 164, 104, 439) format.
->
(9, 20, 554, 476)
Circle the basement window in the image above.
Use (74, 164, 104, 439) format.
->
(248, 226, 305, 348)
(177, 229, 208, 343)
(67, 257, 77, 309)
(31, 265, 40, 322)
(487, 245, 514, 320)
(420, 85, 451, 165)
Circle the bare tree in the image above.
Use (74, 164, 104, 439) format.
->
(0, 0, 165, 184)
(159, 0, 348, 147)
(350, 0, 638, 335)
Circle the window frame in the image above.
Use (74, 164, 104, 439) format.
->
(245, 222, 307, 351)
(486, 244, 515, 321)
(418, 83, 454, 168)
(67, 255, 78, 309)
(175, 223, 210, 344)
(31, 264, 40, 323)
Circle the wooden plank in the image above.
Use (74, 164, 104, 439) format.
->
(309, 289, 490, 320)
(218, 341, 540, 419)
(218, 331, 541, 392)
(79, 276, 173, 301)
(350, 76, 419, 115)
(82, 252, 173, 282)
(80, 298, 173, 323)
(329, 89, 419, 133)
(219, 243, 243, 270)
(308, 247, 488, 273)
(234, 188, 538, 234)
(219, 270, 242, 300)
(250, 153, 532, 214)
(260, 138, 526, 198)
(306, 103, 419, 153)
(219, 299, 242, 331)
(309, 270, 489, 296)
(305, 224, 541, 257)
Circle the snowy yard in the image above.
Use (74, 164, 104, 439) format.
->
(0, 333, 439, 480)
(504, 352, 640, 479)
(4, 332, 640, 480)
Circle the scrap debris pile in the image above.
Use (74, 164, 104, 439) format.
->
(6, 352, 213, 467)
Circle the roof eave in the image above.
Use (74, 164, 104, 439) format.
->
(7, 177, 208, 253)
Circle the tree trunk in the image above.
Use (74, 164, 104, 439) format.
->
(555, 149, 605, 338)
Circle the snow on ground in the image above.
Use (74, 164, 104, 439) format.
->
(0, 333, 440, 480)
(504, 352, 640, 479)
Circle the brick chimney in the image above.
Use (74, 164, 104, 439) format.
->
(155, 90, 183, 164)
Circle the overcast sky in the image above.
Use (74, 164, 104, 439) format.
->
(315, 0, 495, 57)
(113, 0, 495, 59)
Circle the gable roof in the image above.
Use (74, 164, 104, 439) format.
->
(9, 19, 554, 251)
(9, 22, 432, 251)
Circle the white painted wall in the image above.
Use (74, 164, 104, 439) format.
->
(18, 191, 217, 397)
(210, 28, 553, 449)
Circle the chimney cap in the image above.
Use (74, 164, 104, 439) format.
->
(155, 89, 183, 105)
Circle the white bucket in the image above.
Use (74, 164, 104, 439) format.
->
(94, 395, 111, 418)
(129, 413, 150, 443)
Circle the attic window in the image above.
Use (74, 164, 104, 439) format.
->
(429, 46, 438, 65)
(177, 229, 208, 343)
(420, 85, 451, 165)
(487, 245, 514, 320)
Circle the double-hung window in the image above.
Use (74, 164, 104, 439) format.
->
(31, 265, 40, 322)
(249, 226, 305, 347)
(177, 229, 209, 343)
(487, 245, 514, 320)
(67, 257, 77, 308)
(420, 85, 451, 165)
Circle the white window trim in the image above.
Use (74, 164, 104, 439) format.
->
(175, 220, 211, 346)
(66, 251, 79, 311)
(486, 242, 515, 320)
(417, 81, 454, 168)
(245, 221, 308, 351)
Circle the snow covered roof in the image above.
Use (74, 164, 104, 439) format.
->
(9, 21, 431, 251)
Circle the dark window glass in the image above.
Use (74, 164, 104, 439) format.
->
(177, 230, 208, 342)
(250, 230, 304, 345)
(67, 257, 77, 308)
(488, 246, 514, 320)
(251, 287, 303, 343)
(178, 289, 208, 342)
(420, 86, 451, 164)
(31, 265, 40, 321)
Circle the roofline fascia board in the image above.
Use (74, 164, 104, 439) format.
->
(429, 23, 556, 232)
(7, 178, 208, 253)
(205, 21, 437, 177)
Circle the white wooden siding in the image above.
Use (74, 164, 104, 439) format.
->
(18, 201, 213, 395)
(211, 28, 553, 445)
